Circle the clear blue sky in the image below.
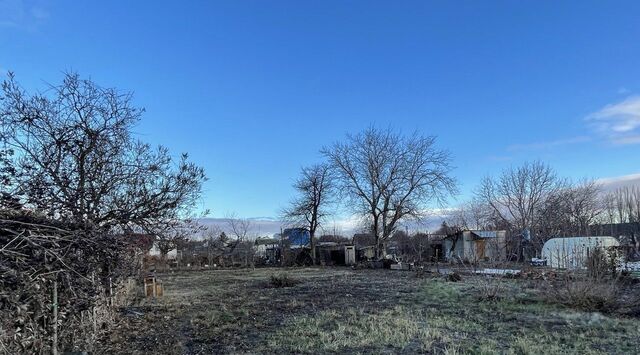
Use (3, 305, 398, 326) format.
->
(2, 0, 640, 218)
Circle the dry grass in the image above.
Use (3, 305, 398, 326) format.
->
(267, 307, 435, 352)
(544, 278, 621, 313)
(98, 267, 640, 354)
(268, 272, 300, 288)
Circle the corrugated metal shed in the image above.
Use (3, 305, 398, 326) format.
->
(470, 231, 497, 239)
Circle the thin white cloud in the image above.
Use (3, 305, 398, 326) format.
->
(612, 135, 640, 145)
(597, 172, 640, 192)
(587, 96, 640, 145)
(507, 136, 591, 151)
(0, 0, 49, 30)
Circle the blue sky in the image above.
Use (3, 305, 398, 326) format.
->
(2, 0, 640, 220)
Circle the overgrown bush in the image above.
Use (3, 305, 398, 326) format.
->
(475, 277, 507, 302)
(0, 72, 204, 353)
(269, 273, 299, 288)
(540, 271, 640, 315)
(538, 247, 640, 314)
(545, 278, 620, 312)
(586, 247, 617, 279)
(446, 272, 462, 282)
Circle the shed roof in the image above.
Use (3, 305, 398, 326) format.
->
(470, 231, 498, 239)
(255, 238, 279, 245)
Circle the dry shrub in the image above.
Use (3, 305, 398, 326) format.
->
(541, 270, 640, 315)
(537, 245, 640, 314)
(545, 277, 621, 312)
(476, 278, 507, 302)
(269, 273, 299, 288)
(446, 272, 462, 282)
(586, 247, 617, 279)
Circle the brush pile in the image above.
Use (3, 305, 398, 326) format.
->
(0, 209, 141, 354)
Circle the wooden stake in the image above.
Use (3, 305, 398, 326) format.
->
(52, 280, 58, 355)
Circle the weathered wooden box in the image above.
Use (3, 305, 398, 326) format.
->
(144, 276, 163, 297)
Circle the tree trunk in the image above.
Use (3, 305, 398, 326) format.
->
(310, 231, 316, 265)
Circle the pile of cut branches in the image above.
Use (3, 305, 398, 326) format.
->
(0, 209, 140, 354)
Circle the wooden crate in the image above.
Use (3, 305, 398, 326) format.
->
(144, 276, 163, 297)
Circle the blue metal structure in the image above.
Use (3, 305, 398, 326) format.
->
(283, 228, 310, 248)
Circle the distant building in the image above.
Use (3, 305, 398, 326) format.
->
(254, 237, 280, 264)
(590, 222, 640, 238)
(542, 236, 620, 269)
(282, 228, 310, 248)
(444, 230, 507, 262)
(353, 233, 376, 260)
(315, 241, 355, 266)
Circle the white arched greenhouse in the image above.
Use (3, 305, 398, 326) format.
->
(541, 236, 620, 269)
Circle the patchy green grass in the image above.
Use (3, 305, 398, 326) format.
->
(415, 278, 640, 354)
(267, 306, 430, 352)
(99, 268, 640, 354)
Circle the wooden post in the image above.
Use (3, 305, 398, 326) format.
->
(91, 272, 97, 335)
(109, 277, 113, 306)
(52, 280, 58, 355)
(280, 227, 284, 266)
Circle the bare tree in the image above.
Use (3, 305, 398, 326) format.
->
(475, 161, 559, 251)
(281, 164, 333, 263)
(151, 218, 205, 263)
(202, 225, 228, 266)
(323, 127, 457, 258)
(226, 213, 254, 266)
(564, 180, 602, 234)
(449, 207, 469, 230)
(0, 72, 206, 351)
(0, 72, 206, 233)
(601, 186, 640, 255)
(476, 161, 559, 233)
(538, 179, 603, 239)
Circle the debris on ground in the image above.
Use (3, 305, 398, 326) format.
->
(446, 272, 462, 282)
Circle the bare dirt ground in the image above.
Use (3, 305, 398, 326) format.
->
(98, 267, 640, 354)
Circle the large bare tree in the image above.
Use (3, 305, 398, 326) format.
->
(0, 72, 206, 233)
(476, 161, 559, 236)
(323, 127, 456, 258)
(281, 163, 333, 263)
(539, 179, 603, 237)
